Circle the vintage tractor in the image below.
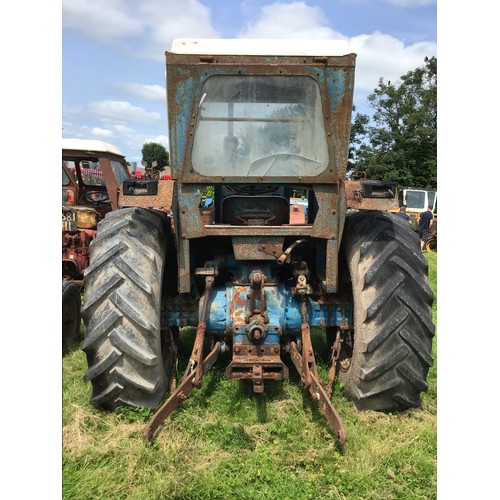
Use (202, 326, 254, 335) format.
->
(62, 139, 131, 350)
(81, 39, 434, 444)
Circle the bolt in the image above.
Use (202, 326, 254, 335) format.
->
(340, 358, 351, 372)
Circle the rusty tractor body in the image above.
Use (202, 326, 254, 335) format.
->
(81, 39, 435, 445)
(62, 139, 130, 349)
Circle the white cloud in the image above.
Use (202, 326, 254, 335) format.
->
(62, 0, 142, 43)
(91, 127, 113, 138)
(383, 0, 435, 6)
(135, 2, 219, 62)
(238, 2, 346, 40)
(346, 0, 435, 5)
(62, 0, 219, 61)
(350, 32, 436, 94)
(63, 104, 84, 115)
(88, 100, 162, 124)
(144, 134, 169, 150)
(115, 83, 165, 102)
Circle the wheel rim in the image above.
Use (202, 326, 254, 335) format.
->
(425, 238, 437, 252)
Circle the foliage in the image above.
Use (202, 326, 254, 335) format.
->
(348, 106, 370, 173)
(63, 254, 437, 499)
(203, 185, 215, 198)
(351, 57, 437, 189)
(141, 142, 169, 172)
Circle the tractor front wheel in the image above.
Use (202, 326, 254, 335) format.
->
(339, 210, 435, 411)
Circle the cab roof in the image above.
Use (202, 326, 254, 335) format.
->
(170, 38, 351, 57)
(62, 138, 124, 157)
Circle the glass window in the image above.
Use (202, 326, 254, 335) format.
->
(191, 75, 329, 177)
(428, 191, 436, 209)
(80, 160, 105, 186)
(62, 167, 71, 186)
(110, 160, 129, 186)
(405, 191, 426, 210)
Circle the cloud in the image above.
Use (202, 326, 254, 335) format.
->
(135, 1, 219, 62)
(381, 0, 435, 6)
(62, 0, 142, 43)
(88, 100, 162, 124)
(63, 104, 84, 115)
(62, 0, 219, 61)
(350, 32, 436, 94)
(346, 0, 435, 5)
(239, 1, 346, 40)
(114, 83, 165, 102)
(144, 134, 169, 149)
(90, 127, 114, 138)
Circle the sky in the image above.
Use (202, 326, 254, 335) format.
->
(61, 0, 437, 166)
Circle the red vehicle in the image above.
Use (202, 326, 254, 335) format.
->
(62, 139, 130, 351)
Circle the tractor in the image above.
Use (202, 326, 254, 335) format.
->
(81, 39, 434, 444)
(62, 139, 130, 351)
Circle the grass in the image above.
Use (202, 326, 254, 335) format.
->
(62, 252, 437, 499)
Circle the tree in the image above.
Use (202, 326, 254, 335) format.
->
(352, 57, 437, 189)
(141, 142, 169, 172)
(348, 105, 369, 175)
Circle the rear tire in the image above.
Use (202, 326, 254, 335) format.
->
(339, 210, 435, 411)
(62, 280, 81, 351)
(81, 207, 172, 411)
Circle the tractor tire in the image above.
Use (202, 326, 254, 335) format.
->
(339, 210, 435, 411)
(62, 280, 81, 351)
(81, 207, 171, 411)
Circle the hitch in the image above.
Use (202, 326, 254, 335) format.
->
(290, 276, 346, 446)
(144, 271, 347, 446)
(143, 275, 219, 442)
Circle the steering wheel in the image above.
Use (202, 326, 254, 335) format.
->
(81, 191, 110, 206)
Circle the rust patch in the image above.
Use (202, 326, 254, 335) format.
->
(119, 180, 174, 211)
(344, 180, 399, 211)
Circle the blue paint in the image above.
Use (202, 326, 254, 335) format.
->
(167, 280, 352, 339)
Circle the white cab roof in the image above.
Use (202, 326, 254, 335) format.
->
(170, 38, 351, 57)
(62, 138, 124, 157)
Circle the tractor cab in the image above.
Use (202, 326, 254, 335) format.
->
(62, 139, 130, 280)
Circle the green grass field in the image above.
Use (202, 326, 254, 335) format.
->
(62, 252, 437, 500)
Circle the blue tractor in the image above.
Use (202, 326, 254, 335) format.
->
(81, 39, 434, 445)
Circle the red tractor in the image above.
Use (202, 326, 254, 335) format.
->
(62, 139, 131, 351)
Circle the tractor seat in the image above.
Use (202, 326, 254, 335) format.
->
(221, 195, 289, 225)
